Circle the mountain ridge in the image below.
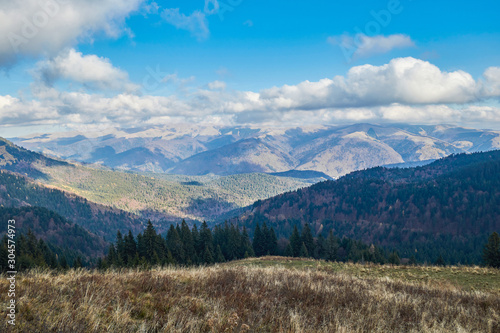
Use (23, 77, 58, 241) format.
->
(12, 123, 500, 178)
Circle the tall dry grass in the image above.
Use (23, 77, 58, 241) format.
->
(0, 262, 499, 332)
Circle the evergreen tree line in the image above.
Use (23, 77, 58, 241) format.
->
(102, 220, 402, 269)
(101, 220, 254, 268)
(0, 229, 85, 272)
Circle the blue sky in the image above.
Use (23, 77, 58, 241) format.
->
(0, 0, 500, 136)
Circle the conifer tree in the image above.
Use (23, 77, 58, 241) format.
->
(124, 230, 137, 265)
(241, 227, 255, 258)
(301, 223, 314, 255)
(200, 221, 214, 255)
(269, 228, 278, 255)
(116, 230, 125, 262)
(180, 220, 196, 264)
(388, 251, 401, 265)
(253, 223, 264, 256)
(483, 232, 500, 268)
(167, 225, 185, 264)
(203, 245, 214, 264)
(299, 242, 309, 257)
(325, 230, 338, 261)
(435, 255, 446, 266)
(289, 225, 302, 257)
(216, 245, 225, 263)
(284, 243, 293, 257)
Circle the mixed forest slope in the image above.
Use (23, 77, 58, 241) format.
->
(0, 137, 312, 224)
(233, 151, 500, 264)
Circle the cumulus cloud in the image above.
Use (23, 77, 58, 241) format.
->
(0, 0, 145, 66)
(2, 57, 500, 130)
(161, 8, 209, 40)
(258, 57, 479, 109)
(329, 33, 415, 60)
(482, 67, 500, 97)
(32, 49, 140, 93)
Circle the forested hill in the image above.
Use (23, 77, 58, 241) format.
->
(233, 151, 500, 264)
(0, 170, 144, 241)
(0, 206, 107, 258)
(0, 136, 68, 180)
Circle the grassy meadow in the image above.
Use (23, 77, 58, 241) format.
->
(1, 257, 499, 332)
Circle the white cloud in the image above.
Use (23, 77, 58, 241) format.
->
(258, 57, 479, 109)
(482, 67, 500, 97)
(329, 33, 415, 59)
(0, 0, 145, 66)
(161, 8, 209, 41)
(2, 57, 500, 131)
(32, 49, 139, 93)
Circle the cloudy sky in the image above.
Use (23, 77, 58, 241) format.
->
(0, 0, 499, 136)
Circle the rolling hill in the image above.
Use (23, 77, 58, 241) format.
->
(0, 137, 315, 225)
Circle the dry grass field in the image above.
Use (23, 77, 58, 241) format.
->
(1, 257, 499, 332)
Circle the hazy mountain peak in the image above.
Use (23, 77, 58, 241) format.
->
(10, 123, 500, 178)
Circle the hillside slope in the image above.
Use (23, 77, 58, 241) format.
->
(0, 170, 144, 241)
(233, 151, 500, 264)
(0, 137, 313, 224)
(0, 206, 107, 257)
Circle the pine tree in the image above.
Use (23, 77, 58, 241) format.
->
(143, 222, 156, 259)
(314, 234, 326, 259)
(167, 225, 185, 264)
(261, 222, 271, 255)
(200, 221, 214, 255)
(299, 242, 309, 257)
(435, 255, 446, 266)
(289, 225, 302, 257)
(203, 245, 214, 264)
(191, 224, 201, 258)
(180, 220, 196, 264)
(241, 227, 255, 258)
(59, 255, 69, 270)
(124, 230, 137, 265)
(74, 256, 83, 268)
(388, 251, 401, 265)
(269, 228, 278, 255)
(215, 245, 225, 263)
(107, 244, 117, 267)
(284, 243, 293, 257)
(326, 231, 339, 261)
(253, 223, 264, 256)
(483, 232, 500, 268)
(116, 230, 125, 263)
(301, 224, 314, 255)
(226, 224, 239, 260)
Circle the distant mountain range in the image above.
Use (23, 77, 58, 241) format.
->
(11, 124, 500, 178)
(231, 150, 500, 264)
(0, 137, 315, 227)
